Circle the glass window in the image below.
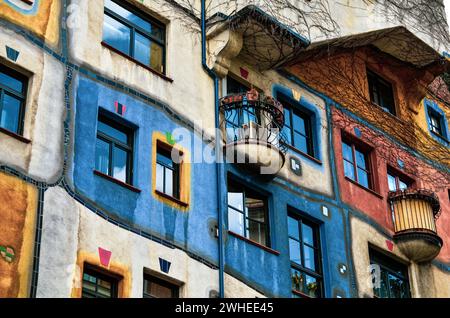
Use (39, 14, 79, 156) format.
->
(369, 249, 411, 298)
(82, 266, 119, 298)
(342, 140, 372, 190)
(367, 69, 396, 115)
(280, 97, 314, 157)
(143, 275, 179, 298)
(0, 65, 27, 135)
(428, 110, 445, 137)
(156, 144, 180, 199)
(227, 178, 270, 247)
(95, 112, 134, 184)
(387, 169, 412, 192)
(103, 0, 166, 73)
(288, 214, 322, 298)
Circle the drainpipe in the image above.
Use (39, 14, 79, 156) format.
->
(201, 0, 225, 298)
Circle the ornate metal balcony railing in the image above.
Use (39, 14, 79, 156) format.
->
(388, 188, 443, 262)
(219, 89, 287, 153)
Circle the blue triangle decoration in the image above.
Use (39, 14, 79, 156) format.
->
(6, 46, 19, 62)
(159, 258, 171, 274)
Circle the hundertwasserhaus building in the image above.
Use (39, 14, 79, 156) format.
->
(0, 0, 449, 298)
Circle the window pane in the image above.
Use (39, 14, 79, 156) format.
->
(105, 0, 151, 31)
(228, 191, 244, 211)
(228, 208, 245, 236)
(157, 149, 173, 168)
(134, 32, 151, 66)
(342, 142, 353, 162)
(302, 223, 314, 246)
(344, 160, 355, 180)
(164, 168, 173, 196)
(98, 120, 128, 144)
(355, 149, 367, 169)
(156, 163, 164, 193)
(149, 282, 173, 298)
(387, 174, 397, 192)
(0, 71, 23, 92)
(303, 246, 316, 271)
(289, 238, 301, 265)
(293, 112, 306, 135)
(294, 132, 308, 153)
(399, 180, 408, 190)
(1, 93, 21, 133)
(284, 108, 291, 127)
(150, 42, 164, 73)
(357, 168, 369, 188)
(288, 217, 299, 239)
(283, 126, 292, 145)
(226, 76, 249, 94)
(304, 274, 320, 298)
(388, 273, 409, 298)
(103, 14, 131, 55)
(95, 138, 110, 175)
(246, 198, 265, 223)
(248, 219, 266, 246)
(113, 147, 128, 183)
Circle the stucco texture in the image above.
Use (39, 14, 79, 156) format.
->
(0, 0, 61, 45)
(0, 172, 37, 298)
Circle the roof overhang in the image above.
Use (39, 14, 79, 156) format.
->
(208, 5, 310, 72)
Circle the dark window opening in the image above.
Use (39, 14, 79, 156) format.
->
(281, 98, 315, 157)
(103, 0, 166, 74)
(342, 139, 372, 190)
(82, 265, 119, 298)
(143, 274, 179, 298)
(156, 143, 181, 199)
(95, 111, 134, 185)
(0, 64, 27, 135)
(288, 213, 323, 298)
(428, 109, 445, 138)
(227, 177, 270, 247)
(367, 69, 396, 115)
(369, 248, 411, 298)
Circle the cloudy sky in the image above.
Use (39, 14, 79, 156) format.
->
(446, 0, 450, 24)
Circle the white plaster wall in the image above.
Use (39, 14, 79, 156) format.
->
(68, 0, 216, 134)
(0, 27, 65, 183)
(37, 186, 266, 298)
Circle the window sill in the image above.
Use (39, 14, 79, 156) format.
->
(228, 231, 280, 256)
(101, 42, 173, 83)
(154, 189, 189, 208)
(430, 130, 450, 144)
(0, 127, 31, 144)
(292, 289, 313, 298)
(281, 141, 322, 165)
(93, 170, 142, 193)
(344, 177, 383, 199)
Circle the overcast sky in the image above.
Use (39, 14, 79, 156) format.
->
(446, 0, 450, 24)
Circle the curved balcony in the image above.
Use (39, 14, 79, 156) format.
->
(388, 189, 443, 263)
(220, 89, 286, 176)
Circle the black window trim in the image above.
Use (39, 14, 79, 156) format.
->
(0, 64, 28, 136)
(367, 68, 397, 116)
(342, 138, 373, 190)
(96, 110, 135, 185)
(288, 210, 323, 298)
(104, 0, 167, 74)
(82, 264, 120, 298)
(227, 176, 271, 248)
(427, 108, 446, 139)
(143, 274, 180, 298)
(156, 141, 181, 200)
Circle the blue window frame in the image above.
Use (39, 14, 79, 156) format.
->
(424, 99, 449, 146)
(288, 213, 323, 298)
(95, 111, 134, 185)
(0, 65, 27, 135)
(342, 139, 372, 189)
(103, 0, 166, 74)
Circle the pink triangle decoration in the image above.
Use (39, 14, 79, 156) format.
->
(98, 247, 112, 267)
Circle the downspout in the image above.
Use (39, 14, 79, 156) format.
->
(201, 0, 225, 298)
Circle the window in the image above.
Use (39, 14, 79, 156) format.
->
(387, 168, 413, 192)
(428, 109, 445, 137)
(95, 112, 134, 184)
(156, 143, 181, 199)
(288, 213, 323, 298)
(367, 69, 396, 115)
(143, 275, 179, 298)
(82, 266, 119, 298)
(227, 178, 269, 247)
(226, 76, 250, 95)
(282, 103, 314, 157)
(0, 64, 27, 135)
(370, 249, 411, 298)
(342, 140, 372, 189)
(103, 0, 166, 73)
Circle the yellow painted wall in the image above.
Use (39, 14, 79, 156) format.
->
(0, 172, 38, 298)
(0, 0, 61, 45)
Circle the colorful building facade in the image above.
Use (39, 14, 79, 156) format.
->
(0, 0, 448, 298)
